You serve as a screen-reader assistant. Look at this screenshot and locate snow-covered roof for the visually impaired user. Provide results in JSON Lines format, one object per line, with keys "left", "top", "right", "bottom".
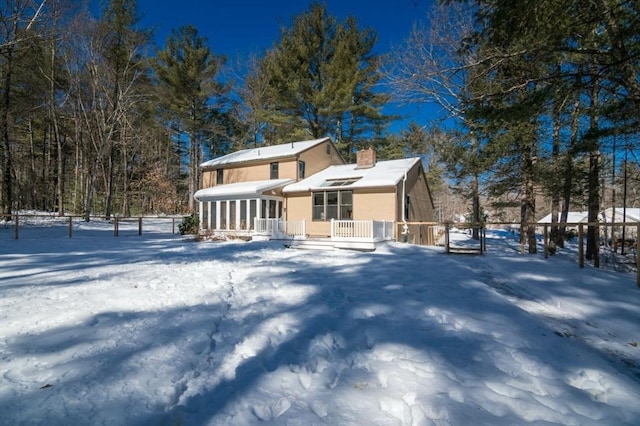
{"left": 194, "top": 179, "right": 293, "bottom": 201}
{"left": 200, "top": 138, "right": 331, "bottom": 168}
{"left": 283, "top": 158, "right": 420, "bottom": 193}
{"left": 601, "top": 207, "right": 640, "bottom": 223}
{"left": 537, "top": 212, "right": 589, "bottom": 223}
{"left": 538, "top": 208, "right": 640, "bottom": 224}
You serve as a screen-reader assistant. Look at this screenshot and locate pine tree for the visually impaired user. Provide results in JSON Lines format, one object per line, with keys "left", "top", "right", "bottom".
{"left": 152, "top": 25, "right": 228, "bottom": 212}
{"left": 445, "top": 0, "right": 640, "bottom": 258}
{"left": 259, "top": 2, "right": 390, "bottom": 159}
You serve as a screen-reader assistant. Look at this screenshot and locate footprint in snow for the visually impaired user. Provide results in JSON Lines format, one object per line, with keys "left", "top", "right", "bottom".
{"left": 310, "top": 400, "right": 328, "bottom": 418}
{"left": 251, "top": 398, "right": 291, "bottom": 421}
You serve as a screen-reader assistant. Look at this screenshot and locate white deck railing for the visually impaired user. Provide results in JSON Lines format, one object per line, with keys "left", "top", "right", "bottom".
{"left": 254, "top": 218, "right": 394, "bottom": 243}
{"left": 331, "top": 219, "right": 394, "bottom": 242}
{"left": 253, "top": 218, "right": 306, "bottom": 238}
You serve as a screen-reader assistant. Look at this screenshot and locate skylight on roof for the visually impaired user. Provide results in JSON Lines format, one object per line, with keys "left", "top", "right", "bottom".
{"left": 320, "top": 177, "right": 361, "bottom": 187}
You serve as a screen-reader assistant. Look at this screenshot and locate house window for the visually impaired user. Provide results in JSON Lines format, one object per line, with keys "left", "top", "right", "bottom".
{"left": 270, "top": 162, "right": 279, "bottom": 179}
{"left": 269, "top": 200, "right": 277, "bottom": 218}
{"left": 326, "top": 144, "right": 330, "bottom": 155}
{"left": 326, "top": 191, "right": 338, "bottom": 220}
{"left": 298, "top": 160, "right": 306, "bottom": 179}
{"left": 340, "top": 191, "right": 353, "bottom": 219}
{"left": 216, "top": 169, "right": 223, "bottom": 185}
{"left": 313, "top": 192, "right": 325, "bottom": 220}
{"left": 312, "top": 190, "right": 353, "bottom": 221}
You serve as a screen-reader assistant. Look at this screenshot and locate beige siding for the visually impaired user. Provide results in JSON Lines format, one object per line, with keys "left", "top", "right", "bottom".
{"left": 201, "top": 159, "right": 298, "bottom": 188}
{"left": 298, "top": 141, "right": 344, "bottom": 177}
{"left": 286, "top": 193, "right": 331, "bottom": 237}
{"left": 200, "top": 141, "right": 344, "bottom": 189}
{"left": 286, "top": 188, "right": 398, "bottom": 237}
{"left": 353, "top": 190, "right": 397, "bottom": 221}
{"left": 202, "top": 171, "right": 214, "bottom": 188}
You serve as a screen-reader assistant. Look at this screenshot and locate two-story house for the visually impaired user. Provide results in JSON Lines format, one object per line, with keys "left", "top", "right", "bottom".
{"left": 194, "top": 137, "right": 435, "bottom": 247}
{"left": 194, "top": 137, "right": 343, "bottom": 233}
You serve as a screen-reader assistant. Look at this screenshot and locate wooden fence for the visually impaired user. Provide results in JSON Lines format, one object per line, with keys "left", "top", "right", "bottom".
{"left": 397, "top": 221, "right": 640, "bottom": 288}
{"left": 6, "top": 215, "right": 638, "bottom": 287}
{"left": 6, "top": 214, "right": 180, "bottom": 239}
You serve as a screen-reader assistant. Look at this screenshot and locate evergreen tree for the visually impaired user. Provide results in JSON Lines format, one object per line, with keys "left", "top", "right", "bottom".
{"left": 152, "top": 25, "right": 228, "bottom": 212}
{"left": 259, "top": 2, "right": 391, "bottom": 160}
{"left": 442, "top": 0, "right": 640, "bottom": 258}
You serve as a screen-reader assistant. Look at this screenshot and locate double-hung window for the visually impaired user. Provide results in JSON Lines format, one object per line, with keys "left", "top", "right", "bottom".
{"left": 216, "top": 169, "right": 223, "bottom": 185}
{"left": 312, "top": 190, "right": 353, "bottom": 221}
{"left": 270, "top": 162, "right": 279, "bottom": 179}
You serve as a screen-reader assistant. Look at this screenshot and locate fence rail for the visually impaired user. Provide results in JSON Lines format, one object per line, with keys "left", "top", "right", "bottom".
{"left": 4, "top": 214, "right": 180, "bottom": 239}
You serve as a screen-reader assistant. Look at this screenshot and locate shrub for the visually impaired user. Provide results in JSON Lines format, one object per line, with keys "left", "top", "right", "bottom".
{"left": 178, "top": 213, "right": 199, "bottom": 235}
{"left": 565, "top": 228, "right": 578, "bottom": 241}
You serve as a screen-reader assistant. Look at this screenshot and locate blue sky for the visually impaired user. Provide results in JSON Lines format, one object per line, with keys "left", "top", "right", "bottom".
{"left": 132, "top": 0, "right": 439, "bottom": 133}
{"left": 137, "top": 0, "right": 433, "bottom": 56}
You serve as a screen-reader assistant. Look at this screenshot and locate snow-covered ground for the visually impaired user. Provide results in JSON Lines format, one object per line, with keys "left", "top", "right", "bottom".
{"left": 1, "top": 218, "right": 639, "bottom": 425}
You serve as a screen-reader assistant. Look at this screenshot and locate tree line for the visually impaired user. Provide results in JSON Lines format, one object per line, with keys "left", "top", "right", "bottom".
{"left": 387, "top": 0, "right": 640, "bottom": 256}
{"left": 1, "top": 0, "right": 639, "bottom": 261}
{"left": 1, "top": 0, "right": 419, "bottom": 220}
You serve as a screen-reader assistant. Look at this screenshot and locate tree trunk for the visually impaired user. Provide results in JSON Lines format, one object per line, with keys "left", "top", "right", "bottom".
{"left": 471, "top": 132, "right": 480, "bottom": 240}
{"left": 1, "top": 48, "right": 14, "bottom": 220}
{"left": 524, "top": 142, "right": 537, "bottom": 254}
{"left": 84, "top": 163, "right": 97, "bottom": 221}
{"left": 472, "top": 171, "right": 480, "bottom": 240}
{"left": 49, "top": 40, "right": 65, "bottom": 216}
{"left": 586, "top": 149, "right": 600, "bottom": 261}
{"left": 550, "top": 90, "right": 563, "bottom": 251}
{"left": 586, "top": 75, "right": 600, "bottom": 262}
{"left": 104, "top": 143, "right": 116, "bottom": 220}
{"left": 559, "top": 99, "right": 581, "bottom": 247}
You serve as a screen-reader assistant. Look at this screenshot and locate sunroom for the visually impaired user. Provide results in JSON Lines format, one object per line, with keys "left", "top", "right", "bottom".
{"left": 194, "top": 179, "right": 292, "bottom": 235}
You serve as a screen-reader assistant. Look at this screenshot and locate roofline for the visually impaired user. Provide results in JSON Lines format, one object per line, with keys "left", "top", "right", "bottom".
{"left": 282, "top": 157, "right": 422, "bottom": 193}
{"left": 200, "top": 137, "right": 332, "bottom": 169}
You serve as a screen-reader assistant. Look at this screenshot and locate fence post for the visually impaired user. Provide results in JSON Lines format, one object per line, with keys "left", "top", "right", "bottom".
{"left": 594, "top": 222, "right": 600, "bottom": 268}
{"left": 138, "top": 217, "right": 143, "bottom": 236}
{"left": 14, "top": 214, "right": 18, "bottom": 240}
{"left": 544, "top": 224, "right": 549, "bottom": 259}
{"left": 445, "top": 222, "right": 450, "bottom": 254}
{"left": 330, "top": 218, "right": 335, "bottom": 239}
{"left": 578, "top": 224, "right": 584, "bottom": 268}
{"left": 172, "top": 217, "right": 175, "bottom": 234}
{"left": 114, "top": 216, "right": 119, "bottom": 237}
{"left": 483, "top": 226, "right": 487, "bottom": 252}
{"left": 68, "top": 216, "right": 73, "bottom": 238}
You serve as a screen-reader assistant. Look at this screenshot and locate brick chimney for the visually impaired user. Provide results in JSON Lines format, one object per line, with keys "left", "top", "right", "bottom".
{"left": 355, "top": 147, "right": 376, "bottom": 169}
